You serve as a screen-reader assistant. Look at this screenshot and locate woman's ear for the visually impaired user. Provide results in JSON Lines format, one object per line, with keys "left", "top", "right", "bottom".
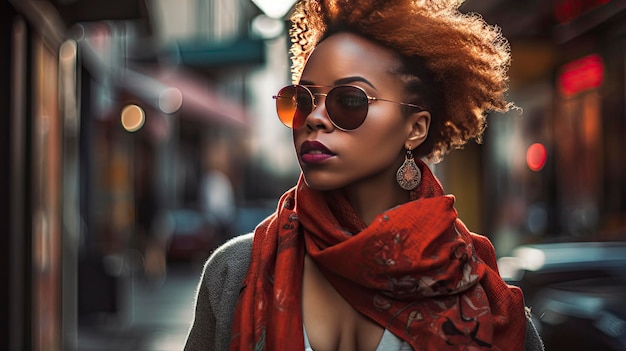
{"left": 405, "top": 110, "right": 431, "bottom": 146}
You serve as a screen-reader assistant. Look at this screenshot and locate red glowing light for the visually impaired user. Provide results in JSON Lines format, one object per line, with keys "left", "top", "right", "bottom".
{"left": 558, "top": 54, "right": 604, "bottom": 97}
{"left": 527, "top": 143, "right": 547, "bottom": 172}
{"left": 555, "top": 0, "right": 612, "bottom": 23}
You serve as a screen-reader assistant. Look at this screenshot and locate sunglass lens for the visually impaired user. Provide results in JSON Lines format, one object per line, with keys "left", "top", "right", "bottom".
{"left": 326, "top": 86, "right": 369, "bottom": 130}
{"left": 275, "top": 85, "right": 312, "bottom": 128}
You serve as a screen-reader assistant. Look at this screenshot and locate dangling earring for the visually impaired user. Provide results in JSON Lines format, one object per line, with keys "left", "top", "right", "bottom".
{"left": 396, "top": 147, "right": 421, "bottom": 190}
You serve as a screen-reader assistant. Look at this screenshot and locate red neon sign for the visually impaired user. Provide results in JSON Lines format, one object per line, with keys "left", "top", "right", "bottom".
{"left": 558, "top": 54, "right": 604, "bottom": 97}
{"left": 554, "top": 0, "right": 611, "bottom": 23}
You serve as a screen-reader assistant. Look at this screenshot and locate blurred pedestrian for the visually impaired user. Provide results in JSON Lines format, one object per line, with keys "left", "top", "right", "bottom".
{"left": 185, "top": 0, "right": 543, "bottom": 350}
{"left": 199, "top": 141, "right": 237, "bottom": 244}
{"left": 199, "top": 168, "right": 236, "bottom": 242}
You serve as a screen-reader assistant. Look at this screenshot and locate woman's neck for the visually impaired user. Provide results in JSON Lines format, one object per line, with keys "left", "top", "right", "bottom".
{"left": 342, "top": 176, "right": 410, "bottom": 226}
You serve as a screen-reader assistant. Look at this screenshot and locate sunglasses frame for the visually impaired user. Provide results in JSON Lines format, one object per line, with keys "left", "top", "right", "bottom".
{"left": 273, "top": 84, "right": 424, "bottom": 131}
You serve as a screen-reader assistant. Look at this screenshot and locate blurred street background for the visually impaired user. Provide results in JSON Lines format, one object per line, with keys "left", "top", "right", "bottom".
{"left": 76, "top": 262, "right": 201, "bottom": 351}
{"left": 1, "top": 0, "right": 626, "bottom": 350}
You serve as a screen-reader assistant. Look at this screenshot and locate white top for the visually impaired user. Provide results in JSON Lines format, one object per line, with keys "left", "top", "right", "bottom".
{"left": 303, "top": 324, "right": 412, "bottom": 351}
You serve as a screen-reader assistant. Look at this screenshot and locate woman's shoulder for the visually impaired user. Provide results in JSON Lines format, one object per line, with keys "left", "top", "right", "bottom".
{"left": 185, "top": 234, "right": 254, "bottom": 351}
{"left": 208, "top": 233, "right": 254, "bottom": 264}
{"left": 201, "top": 233, "right": 254, "bottom": 290}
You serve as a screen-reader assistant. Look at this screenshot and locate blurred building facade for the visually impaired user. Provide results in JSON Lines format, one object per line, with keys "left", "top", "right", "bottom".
{"left": 456, "top": 0, "right": 626, "bottom": 254}
{"left": 1, "top": 0, "right": 292, "bottom": 350}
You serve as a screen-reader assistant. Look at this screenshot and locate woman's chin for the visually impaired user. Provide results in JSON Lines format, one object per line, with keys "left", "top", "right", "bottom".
{"left": 301, "top": 175, "right": 344, "bottom": 192}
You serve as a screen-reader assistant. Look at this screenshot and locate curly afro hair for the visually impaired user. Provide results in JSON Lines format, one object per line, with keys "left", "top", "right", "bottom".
{"left": 289, "top": 0, "right": 513, "bottom": 163}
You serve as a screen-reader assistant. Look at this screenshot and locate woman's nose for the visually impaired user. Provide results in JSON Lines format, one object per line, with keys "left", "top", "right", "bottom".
{"left": 304, "top": 95, "right": 335, "bottom": 131}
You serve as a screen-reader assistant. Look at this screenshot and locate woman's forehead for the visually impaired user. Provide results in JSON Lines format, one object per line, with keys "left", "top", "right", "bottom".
{"left": 301, "top": 32, "right": 401, "bottom": 85}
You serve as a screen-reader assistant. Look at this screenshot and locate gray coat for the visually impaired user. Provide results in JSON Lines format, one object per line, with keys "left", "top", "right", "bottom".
{"left": 184, "top": 233, "right": 545, "bottom": 351}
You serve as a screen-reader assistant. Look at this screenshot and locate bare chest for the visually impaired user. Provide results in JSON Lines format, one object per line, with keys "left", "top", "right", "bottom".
{"left": 302, "top": 255, "right": 384, "bottom": 351}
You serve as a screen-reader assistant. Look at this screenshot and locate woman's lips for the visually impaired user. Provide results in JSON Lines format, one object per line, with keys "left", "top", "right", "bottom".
{"left": 300, "top": 140, "right": 335, "bottom": 163}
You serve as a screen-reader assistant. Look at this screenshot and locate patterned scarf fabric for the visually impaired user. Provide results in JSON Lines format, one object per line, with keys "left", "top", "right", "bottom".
{"left": 230, "top": 160, "right": 526, "bottom": 350}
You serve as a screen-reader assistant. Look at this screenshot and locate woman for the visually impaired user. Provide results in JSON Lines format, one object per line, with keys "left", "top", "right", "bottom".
{"left": 185, "top": 0, "right": 544, "bottom": 350}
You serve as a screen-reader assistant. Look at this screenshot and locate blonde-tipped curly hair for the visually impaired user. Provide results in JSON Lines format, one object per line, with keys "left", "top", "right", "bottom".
{"left": 289, "top": 0, "right": 513, "bottom": 163}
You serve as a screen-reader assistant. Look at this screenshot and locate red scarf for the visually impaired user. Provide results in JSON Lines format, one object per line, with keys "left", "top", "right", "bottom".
{"left": 230, "top": 161, "right": 526, "bottom": 350}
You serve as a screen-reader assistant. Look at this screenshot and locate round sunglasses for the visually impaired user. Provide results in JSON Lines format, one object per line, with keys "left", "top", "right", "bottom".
{"left": 272, "top": 84, "right": 423, "bottom": 131}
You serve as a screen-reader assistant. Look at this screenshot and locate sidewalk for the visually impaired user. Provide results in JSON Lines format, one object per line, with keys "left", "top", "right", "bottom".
{"left": 78, "top": 262, "right": 202, "bottom": 351}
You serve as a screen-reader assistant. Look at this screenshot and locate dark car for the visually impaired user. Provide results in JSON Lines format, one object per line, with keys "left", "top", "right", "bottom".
{"left": 166, "top": 209, "right": 218, "bottom": 262}
{"left": 498, "top": 241, "right": 626, "bottom": 351}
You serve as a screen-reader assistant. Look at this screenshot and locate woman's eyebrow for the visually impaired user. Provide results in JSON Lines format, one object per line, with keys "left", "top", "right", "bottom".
{"left": 334, "top": 76, "right": 375, "bottom": 89}
{"left": 299, "top": 76, "right": 376, "bottom": 89}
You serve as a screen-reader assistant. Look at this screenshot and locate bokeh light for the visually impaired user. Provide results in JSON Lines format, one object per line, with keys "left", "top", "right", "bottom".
{"left": 526, "top": 143, "right": 547, "bottom": 172}
{"left": 121, "top": 104, "right": 145, "bottom": 132}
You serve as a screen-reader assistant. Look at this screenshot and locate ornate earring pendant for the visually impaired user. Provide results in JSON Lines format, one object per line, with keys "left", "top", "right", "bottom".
{"left": 396, "top": 149, "right": 421, "bottom": 190}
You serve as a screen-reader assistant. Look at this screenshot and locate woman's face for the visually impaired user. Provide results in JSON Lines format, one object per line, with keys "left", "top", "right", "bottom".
{"left": 294, "top": 32, "right": 428, "bottom": 191}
